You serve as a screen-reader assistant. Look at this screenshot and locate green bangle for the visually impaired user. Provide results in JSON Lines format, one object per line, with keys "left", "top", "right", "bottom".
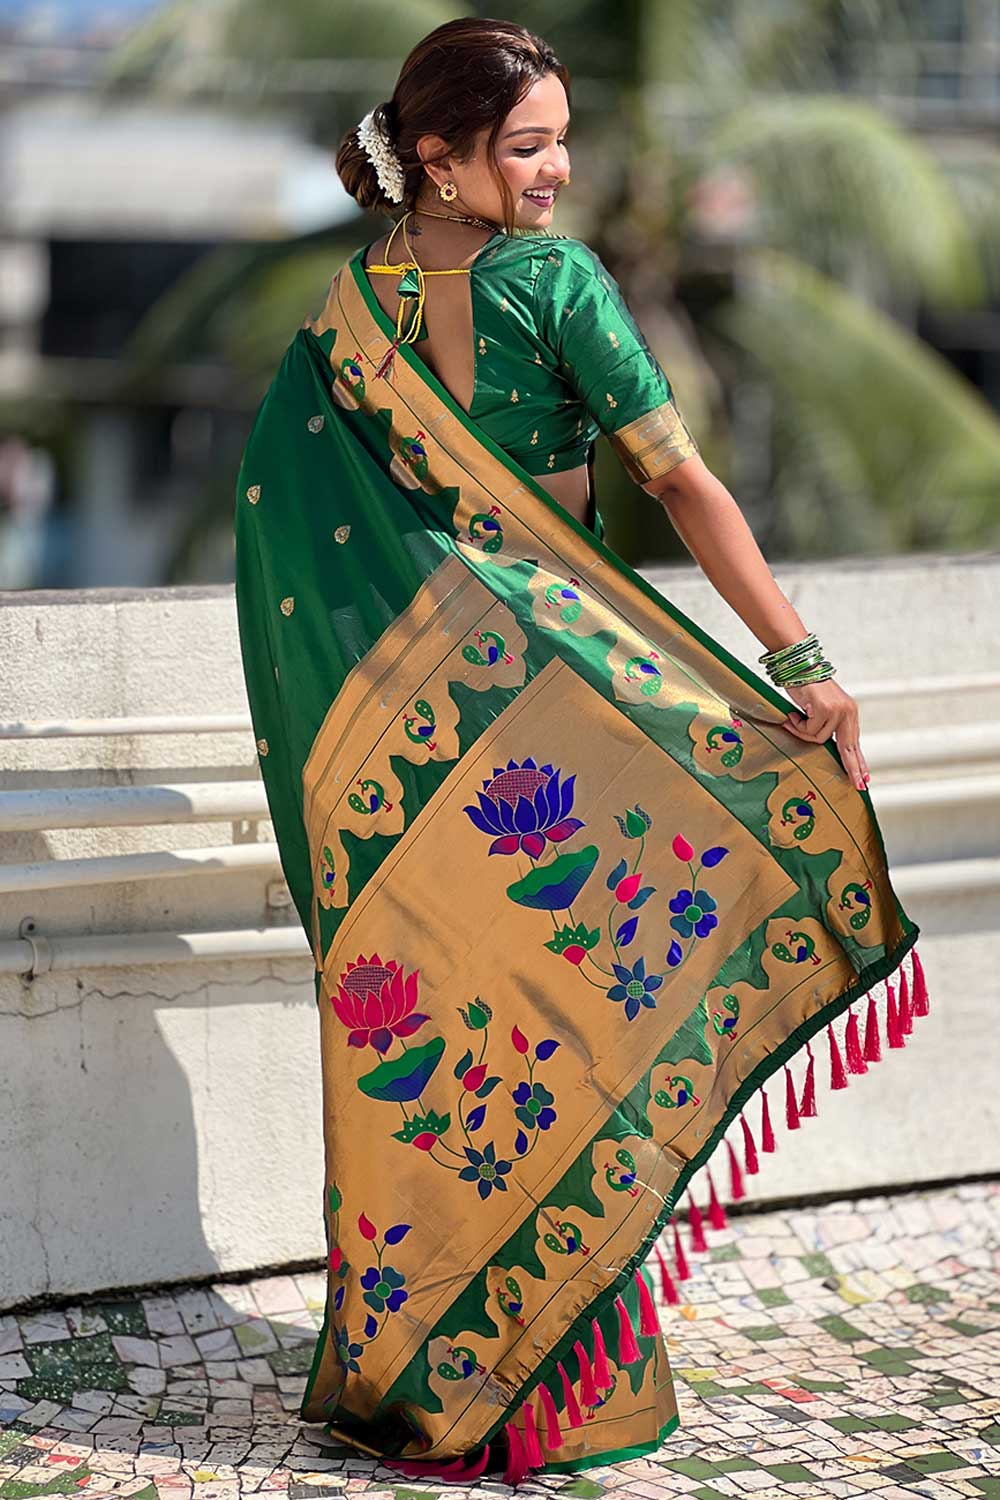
{"left": 759, "top": 632, "right": 819, "bottom": 667}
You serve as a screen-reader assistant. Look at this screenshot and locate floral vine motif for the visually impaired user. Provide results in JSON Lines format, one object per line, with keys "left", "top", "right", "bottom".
{"left": 461, "top": 767, "right": 731, "bottom": 1014}
{"left": 323, "top": 1182, "right": 411, "bottom": 1405}
{"left": 329, "top": 960, "right": 561, "bottom": 1188}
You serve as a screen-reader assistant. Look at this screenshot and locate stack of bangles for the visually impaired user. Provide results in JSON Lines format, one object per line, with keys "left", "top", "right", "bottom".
{"left": 758, "top": 632, "right": 836, "bottom": 688}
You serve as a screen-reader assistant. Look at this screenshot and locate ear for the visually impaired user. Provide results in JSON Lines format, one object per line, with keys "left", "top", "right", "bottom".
{"left": 415, "top": 132, "right": 453, "bottom": 186}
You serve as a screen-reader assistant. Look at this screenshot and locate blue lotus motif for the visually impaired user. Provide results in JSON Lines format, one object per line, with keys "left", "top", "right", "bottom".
{"left": 458, "top": 1141, "right": 513, "bottom": 1199}
{"left": 462, "top": 757, "right": 584, "bottom": 857}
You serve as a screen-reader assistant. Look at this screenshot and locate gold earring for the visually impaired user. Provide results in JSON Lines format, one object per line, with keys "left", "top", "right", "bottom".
{"left": 438, "top": 180, "right": 458, "bottom": 202}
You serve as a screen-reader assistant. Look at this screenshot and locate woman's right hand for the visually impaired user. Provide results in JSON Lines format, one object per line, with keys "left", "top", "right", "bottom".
{"left": 781, "top": 678, "right": 871, "bottom": 793}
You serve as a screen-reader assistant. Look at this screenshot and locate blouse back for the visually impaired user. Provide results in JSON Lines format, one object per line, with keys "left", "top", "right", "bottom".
{"left": 363, "top": 230, "right": 699, "bottom": 487}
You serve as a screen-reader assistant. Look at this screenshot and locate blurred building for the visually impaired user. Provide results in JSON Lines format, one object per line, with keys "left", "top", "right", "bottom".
{"left": 0, "top": 0, "right": 998, "bottom": 587}
{"left": 0, "top": 1, "right": 357, "bottom": 586}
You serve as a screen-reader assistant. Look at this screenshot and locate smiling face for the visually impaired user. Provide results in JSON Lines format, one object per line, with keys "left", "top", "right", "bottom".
{"left": 415, "top": 71, "right": 570, "bottom": 229}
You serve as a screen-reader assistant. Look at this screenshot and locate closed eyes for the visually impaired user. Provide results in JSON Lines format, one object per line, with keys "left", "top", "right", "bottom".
{"left": 514, "top": 138, "right": 569, "bottom": 156}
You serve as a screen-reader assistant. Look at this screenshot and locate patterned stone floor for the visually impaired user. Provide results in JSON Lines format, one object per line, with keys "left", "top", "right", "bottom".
{"left": 1, "top": 1182, "right": 998, "bottom": 1500}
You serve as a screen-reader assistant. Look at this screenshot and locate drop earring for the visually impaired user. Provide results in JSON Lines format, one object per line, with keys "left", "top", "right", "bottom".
{"left": 438, "top": 180, "right": 458, "bottom": 202}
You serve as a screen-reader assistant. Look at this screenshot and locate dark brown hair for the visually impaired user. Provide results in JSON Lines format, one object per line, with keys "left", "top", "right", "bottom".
{"left": 335, "top": 17, "right": 571, "bottom": 235}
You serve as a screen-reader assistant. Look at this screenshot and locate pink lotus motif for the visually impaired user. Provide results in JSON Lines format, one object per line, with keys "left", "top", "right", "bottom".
{"left": 331, "top": 952, "right": 429, "bottom": 1053}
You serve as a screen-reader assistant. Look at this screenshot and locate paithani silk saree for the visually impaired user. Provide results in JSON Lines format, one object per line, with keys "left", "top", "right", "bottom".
{"left": 233, "top": 251, "right": 928, "bottom": 1485}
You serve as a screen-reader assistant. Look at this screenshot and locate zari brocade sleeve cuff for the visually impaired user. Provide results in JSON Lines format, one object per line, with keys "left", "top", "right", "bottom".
{"left": 608, "top": 396, "right": 700, "bottom": 485}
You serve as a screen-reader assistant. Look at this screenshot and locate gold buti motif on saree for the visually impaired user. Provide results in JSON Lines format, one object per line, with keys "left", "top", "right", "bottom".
{"left": 611, "top": 397, "right": 700, "bottom": 485}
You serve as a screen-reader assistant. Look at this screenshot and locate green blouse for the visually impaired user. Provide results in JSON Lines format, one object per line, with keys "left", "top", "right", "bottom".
{"left": 364, "top": 230, "right": 700, "bottom": 496}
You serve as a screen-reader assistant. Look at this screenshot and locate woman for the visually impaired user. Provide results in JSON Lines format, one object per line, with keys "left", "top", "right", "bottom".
{"left": 233, "top": 17, "right": 928, "bottom": 1486}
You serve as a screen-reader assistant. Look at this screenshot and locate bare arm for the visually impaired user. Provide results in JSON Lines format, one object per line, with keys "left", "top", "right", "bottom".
{"left": 642, "top": 456, "right": 871, "bottom": 794}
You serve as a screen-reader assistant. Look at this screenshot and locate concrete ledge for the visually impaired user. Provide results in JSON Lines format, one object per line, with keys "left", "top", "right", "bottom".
{"left": 1, "top": 555, "right": 997, "bottom": 1307}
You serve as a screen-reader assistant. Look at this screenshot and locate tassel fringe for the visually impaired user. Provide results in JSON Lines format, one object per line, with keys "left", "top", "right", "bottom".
{"left": 487, "top": 944, "right": 928, "bottom": 1485}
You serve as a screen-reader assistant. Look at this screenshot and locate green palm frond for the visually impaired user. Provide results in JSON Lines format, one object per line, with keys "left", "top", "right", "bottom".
{"left": 713, "top": 249, "right": 1000, "bottom": 552}
{"left": 705, "top": 95, "right": 984, "bottom": 304}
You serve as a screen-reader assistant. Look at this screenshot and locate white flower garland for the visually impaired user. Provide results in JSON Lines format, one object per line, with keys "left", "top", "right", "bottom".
{"left": 356, "top": 107, "right": 406, "bottom": 204}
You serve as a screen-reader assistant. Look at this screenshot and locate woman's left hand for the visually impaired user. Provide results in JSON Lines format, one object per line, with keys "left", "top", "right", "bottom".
{"left": 780, "top": 678, "right": 871, "bottom": 792}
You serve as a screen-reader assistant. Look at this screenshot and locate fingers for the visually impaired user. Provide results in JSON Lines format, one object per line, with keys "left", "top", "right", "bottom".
{"left": 781, "top": 709, "right": 835, "bottom": 742}
{"left": 782, "top": 707, "right": 870, "bottom": 792}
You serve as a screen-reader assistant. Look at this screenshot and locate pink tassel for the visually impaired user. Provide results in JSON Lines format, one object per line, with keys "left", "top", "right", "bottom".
{"left": 522, "top": 1399, "right": 543, "bottom": 1466}
{"left": 572, "top": 1338, "right": 598, "bottom": 1406}
{"left": 614, "top": 1293, "right": 643, "bottom": 1364}
{"left": 654, "top": 1243, "right": 680, "bottom": 1304}
{"left": 798, "top": 1040, "right": 818, "bottom": 1116}
{"left": 760, "top": 1088, "right": 776, "bottom": 1151}
{"left": 390, "top": 1447, "right": 492, "bottom": 1482}
{"left": 740, "top": 1111, "right": 760, "bottom": 1174}
{"left": 898, "top": 966, "right": 913, "bottom": 1034}
{"left": 726, "top": 1137, "right": 746, "bottom": 1200}
{"left": 828, "top": 1020, "right": 848, "bottom": 1088}
{"left": 373, "top": 339, "right": 400, "bottom": 381}
{"left": 671, "top": 1221, "right": 690, "bottom": 1281}
{"left": 537, "top": 1381, "right": 562, "bottom": 1451}
{"left": 591, "top": 1316, "right": 614, "bottom": 1389}
{"left": 886, "top": 982, "right": 903, "bottom": 1048}
{"left": 706, "top": 1166, "right": 728, "bottom": 1228}
{"left": 784, "top": 1063, "right": 800, "bottom": 1129}
{"left": 863, "top": 993, "right": 882, "bottom": 1062}
{"left": 687, "top": 1191, "right": 708, "bottom": 1251}
{"left": 844, "top": 1005, "right": 867, "bottom": 1073}
{"left": 635, "top": 1266, "right": 660, "bottom": 1334}
{"left": 911, "top": 946, "right": 930, "bottom": 1016}
{"left": 502, "top": 1422, "right": 529, "bottom": 1486}
{"left": 557, "top": 1359, "right": 584, "bottom": 1428}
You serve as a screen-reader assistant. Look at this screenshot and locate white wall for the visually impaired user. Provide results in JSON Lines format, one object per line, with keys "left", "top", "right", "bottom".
{"left": 1, "top": 555, "right": 997, "bottom": 1309}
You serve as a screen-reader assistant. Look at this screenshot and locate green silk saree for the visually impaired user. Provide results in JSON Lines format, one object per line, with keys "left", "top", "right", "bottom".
{"left": 233, "top": 248, "right": 928, "bottom": 1485}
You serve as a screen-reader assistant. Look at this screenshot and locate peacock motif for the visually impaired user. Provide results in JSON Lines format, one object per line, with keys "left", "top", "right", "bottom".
{"left": 711, "top": 993, "right": 740, "bottom": 1039}
{"left": 772, "top": 927, "right": 822, "bottom": 966}
{"left": 389, "top": 431, "right": 429, "bottom": 489}
{"left": 653, "top": 1072, "right": 701, "bottom": 1109}
{"left": 348, "top": 777, "right": 394, "bottom": 817}
{"left": 330, "top": 350, "right": 366, "bottom": 410}
{"left": 402, "top": 698, "right": 437, "bottom": 751}
{"left": 543, "top": 577, "right": 583, "bottom": 625}
{"left": 461, "top": 629, "right": 514, "bottom": 668}
{"left": 705, "top": 718, "right": 745, "bottom": 767}
{"left": 838, "top": 878, "right": 874, "bottom": 929}
{"left": 468, "top": 504, "right": 504, "bottom": 554}
{"left": 496, "top": 1274, "right": 526, "bottom": 1326}
{"left": 780, "top": 790, "right": 817, "bottom": 839}
{"left": 437, "top": 1344, "right": 486, "bottom": 1381}
{"left": 543, "top": 1218, "right": 590, "bottom": 1257}
{"left": 604, "top": 1146, "right": 640, "bottom": 1197}
{"left": 624, "top": 650, "right": 663, "bottom": 697}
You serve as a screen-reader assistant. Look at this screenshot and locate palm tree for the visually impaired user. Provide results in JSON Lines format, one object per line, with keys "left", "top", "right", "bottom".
{"left": 106, "top": 0, "right": 1000, "bottom": 575}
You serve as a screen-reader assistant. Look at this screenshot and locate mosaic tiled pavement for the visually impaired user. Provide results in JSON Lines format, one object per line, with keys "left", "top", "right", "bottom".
{"left": 2, "top": 1182, "right": 999, "bottom": 1500}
